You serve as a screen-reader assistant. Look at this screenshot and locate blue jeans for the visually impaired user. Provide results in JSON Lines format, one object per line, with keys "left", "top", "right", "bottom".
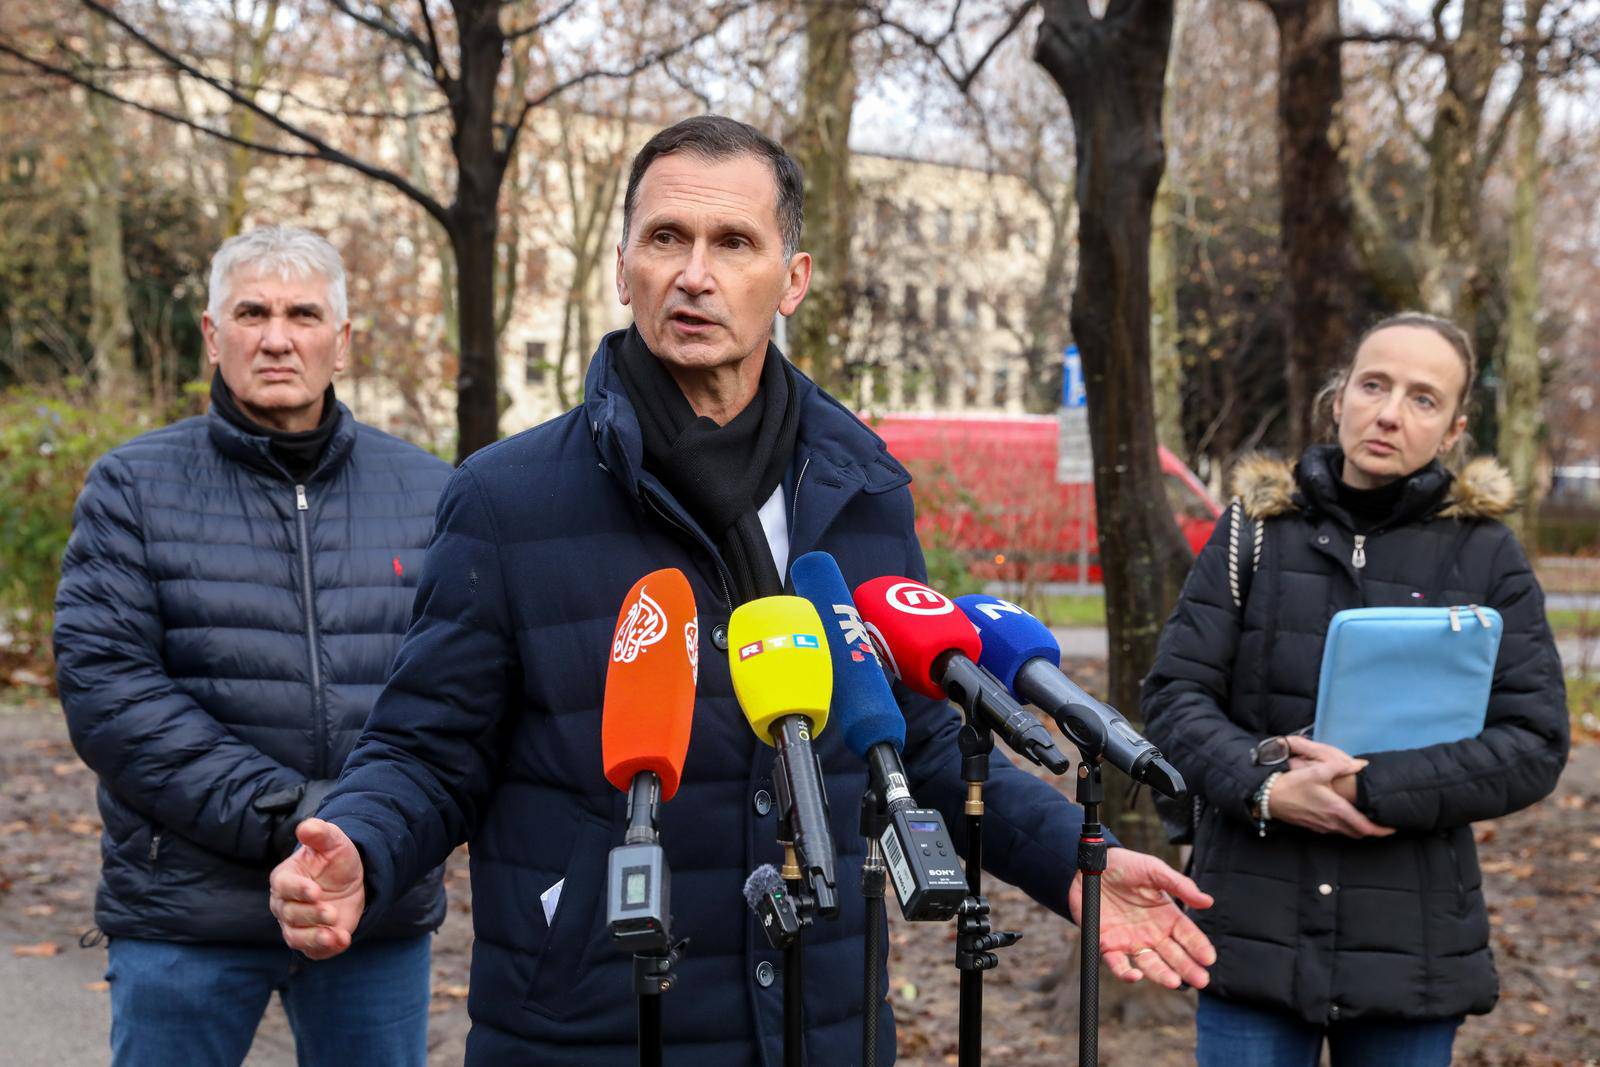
{"left": 106, "top": 935, "right": 430, "bottom": 1067}
{"left": 1196, "top": 992, "right": 1461, "bottom": 1067}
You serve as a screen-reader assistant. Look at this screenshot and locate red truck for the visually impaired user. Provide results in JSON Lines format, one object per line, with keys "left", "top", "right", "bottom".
{"left": 869, "top": 413, "right": 1221, "bottom": 585}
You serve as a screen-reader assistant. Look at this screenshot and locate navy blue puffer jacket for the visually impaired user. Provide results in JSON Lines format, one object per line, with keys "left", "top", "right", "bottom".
{"left": 318, "top": 333, "right": 1087, "bottom": 1065}
{"left": 54, "top": 402, "right": 451, "bottom": 944}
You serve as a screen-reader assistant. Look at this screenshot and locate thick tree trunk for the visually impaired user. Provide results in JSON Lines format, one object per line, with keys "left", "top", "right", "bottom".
{"left": 787, "top": 0, "right": 859, "bottom": 390}
{"left": 1265, "top": 0, "right": 1360, "bottom": 451}
{"left": 1422, "top": 0, "right": 1506, "bottom": 326}
{"left": 1499, "top": 3, "right": 1544, "bottom": 546}
{"left": 1036, "top": 0, "right": 1192, "bottom": 856}
{"left": 449, "top": 2, "right": 510, "bottom": 461}
{"left": 81, "top": 17, "right": 134, "bottom": 399}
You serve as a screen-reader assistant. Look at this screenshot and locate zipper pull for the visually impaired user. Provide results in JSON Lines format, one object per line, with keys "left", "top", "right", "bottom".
{"left": 1351, "top": 534, "right": 1366, "bottom": 570}
{"left": 1471, "top": 605, "right": 1491, "bottom": 628}
{"left": 1449, "top": 606, "right": 1461, "bottom": 632}
{"left": 148, "top": 832, "right": 162, "bottom": 863}
{"left": 295, "top": 484, "right": 308, "bottom": 511}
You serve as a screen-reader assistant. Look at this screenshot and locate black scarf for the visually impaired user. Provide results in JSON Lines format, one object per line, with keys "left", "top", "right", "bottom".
{"left": 211, "top": 372, "right": 339, "bottom": 482}
{"left": 614, "top": 326, "right": 800, "bottom": 604}
{"left": 1294, "top": 444, "right": 1453, "bottom": 534}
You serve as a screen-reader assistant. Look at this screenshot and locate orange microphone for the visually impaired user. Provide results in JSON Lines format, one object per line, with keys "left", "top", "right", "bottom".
{"left": 603, "top": 568, "right": 698, "bottom": 802}
{"left": 602, "top": 568, "right": 697, "bottom": 959}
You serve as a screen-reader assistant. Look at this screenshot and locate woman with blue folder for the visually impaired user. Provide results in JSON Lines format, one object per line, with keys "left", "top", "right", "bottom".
{"left": 1144, "top": 313, "right": 1569, "bottom": 1066}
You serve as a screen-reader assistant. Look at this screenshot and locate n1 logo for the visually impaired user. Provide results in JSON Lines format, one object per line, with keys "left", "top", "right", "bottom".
{"left": 885, "top": 581, "right": 954, "bottom": 616}
{"left": 973, "top": 599, "right": 1025, "bottom": 622}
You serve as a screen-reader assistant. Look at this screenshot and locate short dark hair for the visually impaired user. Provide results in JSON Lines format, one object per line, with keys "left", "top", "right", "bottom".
{"left": 621, "top": 115, "right": 805, "bottom": 259}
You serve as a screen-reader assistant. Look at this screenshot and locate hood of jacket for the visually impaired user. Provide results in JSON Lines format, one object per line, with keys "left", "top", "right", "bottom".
{"left": 1231, "top": 447, "right": 1516, "bottom": 524}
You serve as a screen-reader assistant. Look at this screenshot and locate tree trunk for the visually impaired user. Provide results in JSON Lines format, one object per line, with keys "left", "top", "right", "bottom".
{"left": 786, "top": 0, "right": 860, "bottom": 390}
{"left": 1422, "top": 0, "right": 1506, "bottom": 326}
{"left": 1036, "top": 0, "right": 1192, "bottom": 857}
{"left": 1264, "top": 0, "right": 1360, "bottom": 452}
{"left": 448, "top": 2, "right": 510, "bottom": 461}
{"left": 1499, "top": 2, "right": 1544, "bottom": 546}
{"left": 1148, "top": 0, "right": 1184, "bottom": 456}
{"left": 81, "top": 17, "right": 135, "bottom": 399}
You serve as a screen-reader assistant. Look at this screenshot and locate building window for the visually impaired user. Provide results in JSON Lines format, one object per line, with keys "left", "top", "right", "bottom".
{"left": 934, "top": 286, "right": 950, "bottom": 329}
{"left": 965, "top": 210, "right": 982, "bottom": 246}
{"left": 903, "top": 284, "right": 920, "bottom": 323}
{"left": 964, "top": 290, "right": 981, "bottom": 328}
{"left": 525, "top": 341, "right": 547, "bottom": 385}
{"left": 935, "top": 208, "right": 952, "bottom": 245}
{"left": 994, "top": 294, "right": 1011, "bottom": 330}
{"left": 994, "top": 367, "right": 1010, "bottom": 405}
{"left": 905, "top": 203, "right": 922, "bottom": 244}
{"left": 995, "top": 215, "right": 1013, "bottom": 251}
{"left": 865, "top": 282, "right": 887, "bottom": 319}
{"left": 1021, "top": 219, "right": 1039, "bottom": 253}
{"left": 875, "top": 198, "right": 895, "bottom": 244}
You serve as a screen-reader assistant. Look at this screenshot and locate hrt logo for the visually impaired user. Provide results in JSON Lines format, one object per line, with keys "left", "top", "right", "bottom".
{"left": 885, "top": 581, "right": 954, "bottom": 616}
{"left": 864, "top": 621, "right": 900, "bottom": 680}
{"left": 684, "top": 617, "right": 699, "bottom": 683}
{"left": 612, "top": 587, "right": 667, "bottom": 663}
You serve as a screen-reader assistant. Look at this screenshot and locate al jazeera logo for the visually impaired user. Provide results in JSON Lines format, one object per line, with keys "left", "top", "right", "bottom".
{"left": 612, "top": 586, "right": 667, "bottom": 663}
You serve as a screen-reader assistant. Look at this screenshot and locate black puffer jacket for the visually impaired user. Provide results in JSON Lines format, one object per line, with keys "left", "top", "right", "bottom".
{"left": 1143, "top": 445, "right": 1568, "bottom": 1024}
{"left": 54, "top": 403, "right": 451, "bottom": 944}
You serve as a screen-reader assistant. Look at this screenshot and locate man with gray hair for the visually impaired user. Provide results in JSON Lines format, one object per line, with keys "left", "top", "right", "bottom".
{"left": 54, "top": 225, "right": 450, "bottom": 1066}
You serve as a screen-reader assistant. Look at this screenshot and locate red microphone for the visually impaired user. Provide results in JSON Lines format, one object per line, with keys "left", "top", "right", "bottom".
{"left": 854, "top": 576, "right": 1068, "bottom": 773}
{"left": 603, "top": 568, "right": 698, "bottom": 801}
{"left": 601, "top": 568, "right": 697, "bottom": 956}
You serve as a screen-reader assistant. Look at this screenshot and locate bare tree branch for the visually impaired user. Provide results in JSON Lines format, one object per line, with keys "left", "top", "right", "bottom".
{"left": 505, "top": 0, "right": 583, "bottom": 42}
{"left": 412, "top": 0, "right": 452, "bottom": 85}
{"left": 868, "top": 0, "right": 1040, "bottom": 93}
{"left": 44, "top": 3, "right": 454, "bottom": 227}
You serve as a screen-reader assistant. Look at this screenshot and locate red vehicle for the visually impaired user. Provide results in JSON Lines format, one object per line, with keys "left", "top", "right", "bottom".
{"left": 869, "top": 413, "right": 1221, "bottom": 585}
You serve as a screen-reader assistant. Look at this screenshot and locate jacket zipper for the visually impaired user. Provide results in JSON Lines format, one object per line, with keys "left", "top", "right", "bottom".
{"left": 1351, "top": 534, "right": 1367, "bottom": 570}
{"left": 643, "top": 490, "right": 734, "bottom": 607}
{"left": 295, "top": 484, "right": 328, "bottom": 778}
{"left": 148, "top": 831, "right": 162, "bottom": 866}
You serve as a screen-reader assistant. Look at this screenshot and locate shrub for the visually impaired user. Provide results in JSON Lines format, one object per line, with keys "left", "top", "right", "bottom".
{"left": 0, "top": 382, "right": 158, "bottom": 667}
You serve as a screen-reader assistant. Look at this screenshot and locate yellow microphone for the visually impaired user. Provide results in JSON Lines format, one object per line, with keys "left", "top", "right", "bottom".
{"left": 729, "top": 595, "right": 832, "bottom": 743}
{"left": 728, "top": 595, "right": 838, "bottom": 916}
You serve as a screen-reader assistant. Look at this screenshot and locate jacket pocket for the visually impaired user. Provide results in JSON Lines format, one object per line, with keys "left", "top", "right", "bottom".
{"left": 521, "top": 815, "right": 613, "bottom": 1020}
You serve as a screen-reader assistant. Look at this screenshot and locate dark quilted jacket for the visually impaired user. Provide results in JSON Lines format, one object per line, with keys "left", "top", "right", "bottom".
{"left": 1143, "top": 445, "right": 1569, "bottom": 1024}
{"left": 317, "top": 331, "right": 1088, "bottom": 1065}
{"left": 54, "top": 401, "right": 451, "bottom": 944}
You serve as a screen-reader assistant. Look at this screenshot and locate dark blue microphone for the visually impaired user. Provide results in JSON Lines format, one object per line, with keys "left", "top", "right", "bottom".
{"left": 955, "top": 594, "right": 1186, "bottom": 799}
{"left": 791, "top": 552, "right": 967, "bottom": 921}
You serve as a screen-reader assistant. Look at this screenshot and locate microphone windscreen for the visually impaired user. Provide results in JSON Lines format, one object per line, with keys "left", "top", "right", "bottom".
{"left": 602, "top": 568, "right": 698, "bottom": 801}
{"left": 791, "top": 552, "right": 906, "bottom": 759}
{"left": 852, "top": 576, "right": 981, "bottom": 700}
{"left": 742, "top": 863, "right": 784, "bottom": 912}
{"left": 955, "top": 594, "right": 1061, "bottom": 693}
{"left": 728, "top": 595, "right": 832, "bottom": 744}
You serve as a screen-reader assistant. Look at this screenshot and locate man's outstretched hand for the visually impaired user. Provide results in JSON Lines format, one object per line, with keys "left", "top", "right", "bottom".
{"left": 1070, "top": 848, "right": 1216, "bottom": 989}
{"left": 268, "top": 818, "right": 365, "bottom": 960}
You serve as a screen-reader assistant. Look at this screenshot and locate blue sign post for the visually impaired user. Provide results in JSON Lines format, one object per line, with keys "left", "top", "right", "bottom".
{"left": 1062, "top": 344, "right": 1087, "bottom": 409}
{"left": 1056, "top": 344, "right": 1093, "bottom": 588}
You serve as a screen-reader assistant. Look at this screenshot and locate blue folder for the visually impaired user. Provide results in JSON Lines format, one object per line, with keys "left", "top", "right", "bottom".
{"left": 1312, "top": 605, "right": 1502, "bottom": 755}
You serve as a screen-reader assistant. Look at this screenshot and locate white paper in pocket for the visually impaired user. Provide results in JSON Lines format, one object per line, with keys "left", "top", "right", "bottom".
{"left": 539, "top": 878, "right": 564, "bottom": 926}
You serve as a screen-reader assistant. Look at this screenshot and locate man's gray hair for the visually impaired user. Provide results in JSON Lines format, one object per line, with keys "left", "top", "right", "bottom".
{"left": 207, "top": 225, "right": 349, "bottom": 323}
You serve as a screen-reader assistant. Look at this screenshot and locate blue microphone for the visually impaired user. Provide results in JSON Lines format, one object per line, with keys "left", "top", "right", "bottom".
{"left": 791, "top": 552, "right": 968, "bottom": 921}
{"left": 955, "top": 594, "right": 1186, "bottom": 799}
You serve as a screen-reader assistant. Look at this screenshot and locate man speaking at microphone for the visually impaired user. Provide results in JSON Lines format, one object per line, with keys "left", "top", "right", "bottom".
{"left": 269, "top": 116, "right": 1215, "bottom": 1064}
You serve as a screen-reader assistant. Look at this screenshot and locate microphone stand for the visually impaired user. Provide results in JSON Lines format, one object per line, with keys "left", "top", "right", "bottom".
{"left": 858, "top": 789, "right": 888, "bottom": 1067}
{"left": 1074, "top": 757, "right": 1108, "bottom": 1067}
{"left": 773, "top": 756, "right": 816, "bottom": 1067}
{"left": 950, "top": 721, "right": 1023, "bottom": 1067}
{"left": 608, "top": 772, "right": 687, "bottom": 1067}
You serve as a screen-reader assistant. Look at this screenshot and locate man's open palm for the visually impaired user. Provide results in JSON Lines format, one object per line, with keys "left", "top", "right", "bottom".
{"left": 268, "top": 818, "right": 365, "bottom": 960}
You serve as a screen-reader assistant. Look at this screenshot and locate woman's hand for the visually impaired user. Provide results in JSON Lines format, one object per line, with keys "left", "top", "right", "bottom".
{"left": 1269, "top": 736, "right": 1394, "bottom": 838}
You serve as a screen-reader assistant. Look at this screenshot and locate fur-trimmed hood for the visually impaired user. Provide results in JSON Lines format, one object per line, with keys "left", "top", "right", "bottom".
{"left": 1230, "top": 451, "right": 1516, "bottom": 522}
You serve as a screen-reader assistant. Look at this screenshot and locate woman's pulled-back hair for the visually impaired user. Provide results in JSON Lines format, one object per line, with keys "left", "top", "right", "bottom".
{"left": 1312, "top": 312, "right": 1478, "bottom": 446}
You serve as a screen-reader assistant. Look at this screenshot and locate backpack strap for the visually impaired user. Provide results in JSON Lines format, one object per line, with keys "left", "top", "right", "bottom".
{"left": 1227, "top": 498, "right": 1262, "bottom": 611}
